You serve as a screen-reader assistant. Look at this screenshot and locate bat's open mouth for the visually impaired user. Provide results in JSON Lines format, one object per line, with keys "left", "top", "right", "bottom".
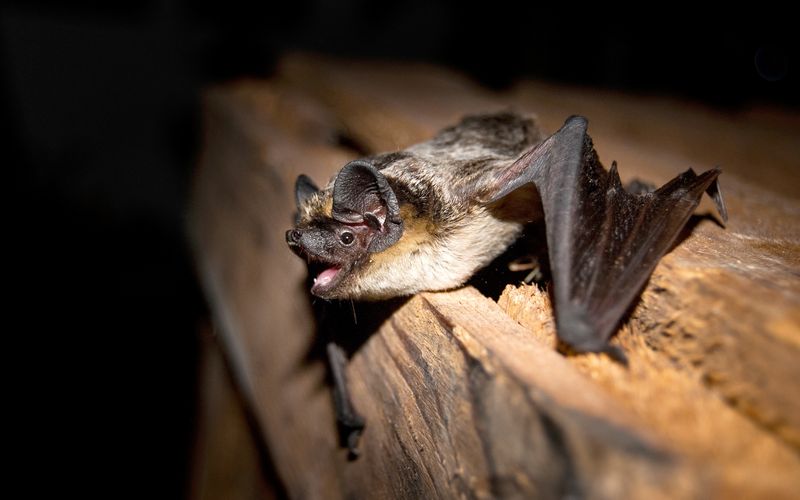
{"left": 286, "top": 234, "right": 347, "bottom": 297}
{"left": 310, "top": 265, "right": 343, "bottom": 296}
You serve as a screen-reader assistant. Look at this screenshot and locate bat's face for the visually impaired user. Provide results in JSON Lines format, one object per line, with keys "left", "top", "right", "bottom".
{"left": 286, "top": 160, "right": 404, "bottom": 299}
{"left": 286, "top": 214, "right": 376, "bottom": 298}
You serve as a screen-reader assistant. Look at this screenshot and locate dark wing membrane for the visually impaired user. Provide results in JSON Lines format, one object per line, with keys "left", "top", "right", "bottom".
{"left": 485, "top": 116, "right": 727, "bottom": 352}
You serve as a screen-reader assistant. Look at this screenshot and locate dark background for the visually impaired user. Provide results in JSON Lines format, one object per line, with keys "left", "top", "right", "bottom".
{"left": 5, "top": 1, "right": 794, "bottom": 497}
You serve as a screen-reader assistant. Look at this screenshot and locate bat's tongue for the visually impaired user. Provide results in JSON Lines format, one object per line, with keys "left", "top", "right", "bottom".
{"left": 313, "top": 267, "right": 341, "bottom": 291}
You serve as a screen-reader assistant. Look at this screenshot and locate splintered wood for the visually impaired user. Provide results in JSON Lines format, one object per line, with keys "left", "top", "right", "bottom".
{"left": 190, "top": 54, "right": 800, "bottom": 499}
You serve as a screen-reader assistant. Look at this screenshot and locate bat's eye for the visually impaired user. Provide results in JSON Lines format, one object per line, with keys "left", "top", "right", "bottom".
{"left": 339, "top": 231, "right": 355, "bottom": 246}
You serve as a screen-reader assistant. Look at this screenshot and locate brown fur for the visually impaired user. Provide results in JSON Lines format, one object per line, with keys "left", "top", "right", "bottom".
{"left": 293, "top": 111, "right": 545, "bottom": 300}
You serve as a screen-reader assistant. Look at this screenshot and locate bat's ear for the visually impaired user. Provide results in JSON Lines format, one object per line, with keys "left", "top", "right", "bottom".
{"left": 295, "top": 175, "right": 319, "bottom": 209}
{"left": 332, "top": 160, "right": 403, "bottom": 252}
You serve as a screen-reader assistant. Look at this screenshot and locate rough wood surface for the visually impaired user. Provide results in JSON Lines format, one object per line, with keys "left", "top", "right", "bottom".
{"left": 189, "top": 53, "right": 800, "bottom": 499}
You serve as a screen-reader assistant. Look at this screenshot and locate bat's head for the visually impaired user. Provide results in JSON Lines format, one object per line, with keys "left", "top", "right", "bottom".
{"left": 286, "top": 160, "right": 404, "bottom": 299}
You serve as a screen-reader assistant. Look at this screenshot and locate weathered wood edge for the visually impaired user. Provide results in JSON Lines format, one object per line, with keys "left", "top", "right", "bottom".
{"left": 342, "top": 287, "right": 699, "bottom": 499}
{"left": 189, "top": 83, "right": 351, "bottom": 497}
{"left": 275, "top": 53, "right": 800, "bottom": 453}
{"left": 189, "top": 57, "right": 800, "bottom": 499}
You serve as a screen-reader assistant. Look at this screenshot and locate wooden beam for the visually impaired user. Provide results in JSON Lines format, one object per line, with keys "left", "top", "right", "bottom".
{"left": 189, "top": 54, "right": 800, "bottom": 498}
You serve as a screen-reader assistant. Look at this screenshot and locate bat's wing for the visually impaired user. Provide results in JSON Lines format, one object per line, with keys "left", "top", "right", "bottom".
{"left": 484, "top": 116, "right": 727, "bottom": 353}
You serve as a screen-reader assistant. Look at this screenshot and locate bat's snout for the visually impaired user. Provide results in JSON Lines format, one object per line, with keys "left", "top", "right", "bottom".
{"left": 286, "top": 227, "right": 328, "bottom": 257}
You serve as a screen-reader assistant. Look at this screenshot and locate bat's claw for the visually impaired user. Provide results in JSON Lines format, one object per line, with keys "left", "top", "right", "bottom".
{"left": 340, "top": 417, "right": 365, "bottom": 460}
{"left": 346, "top": 427, "right": 364, "bottom": 460}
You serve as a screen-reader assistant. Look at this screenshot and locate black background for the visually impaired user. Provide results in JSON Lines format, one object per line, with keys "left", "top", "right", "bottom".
{"left": 6, "top": 1, "right": 795, "bottom": 497}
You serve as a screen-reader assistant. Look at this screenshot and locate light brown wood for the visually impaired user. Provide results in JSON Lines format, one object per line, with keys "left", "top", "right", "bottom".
{"left": 344, "top": 287, "right": 703, "bottom": 499}
{"left": 189, "top": 54, "right": 800, "bottom": 499}
{"left": 191, "top": 326, "right": 279, "bottom": 500}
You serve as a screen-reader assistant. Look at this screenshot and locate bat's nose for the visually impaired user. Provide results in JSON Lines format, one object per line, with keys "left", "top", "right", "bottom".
{"left": 286, "top": 229, "right": 302, "bottom": 244}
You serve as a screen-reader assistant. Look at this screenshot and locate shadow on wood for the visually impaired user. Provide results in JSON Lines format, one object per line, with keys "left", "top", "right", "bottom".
{"left": 189, "top": 54, "right": 800, "bottom": 499}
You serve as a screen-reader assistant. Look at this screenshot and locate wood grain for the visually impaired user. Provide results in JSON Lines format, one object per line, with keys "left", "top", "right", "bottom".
{"left": 190, "top": 54, "right": 800, "bottom": 499}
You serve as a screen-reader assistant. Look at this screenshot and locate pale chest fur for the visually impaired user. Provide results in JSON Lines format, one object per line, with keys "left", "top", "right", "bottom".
{"left": 347, "top": 208, "right": 524, "bottom": 300}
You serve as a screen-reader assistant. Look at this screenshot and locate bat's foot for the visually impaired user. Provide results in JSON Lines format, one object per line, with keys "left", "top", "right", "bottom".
{"left": 507, "top": 255, "right": 543, "bottom": 284}
{"left": 338, "top": 415, "right": 366, "bottom": 460}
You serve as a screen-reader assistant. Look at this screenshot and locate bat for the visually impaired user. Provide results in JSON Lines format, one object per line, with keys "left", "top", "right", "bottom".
{"left": 286, "top": 112, "right": 727, "bottom": 454}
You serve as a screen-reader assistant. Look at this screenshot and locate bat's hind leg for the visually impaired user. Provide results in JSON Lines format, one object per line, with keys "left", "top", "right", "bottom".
{"left": 327, "top": 341, "right": 365, "bottom": 459}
